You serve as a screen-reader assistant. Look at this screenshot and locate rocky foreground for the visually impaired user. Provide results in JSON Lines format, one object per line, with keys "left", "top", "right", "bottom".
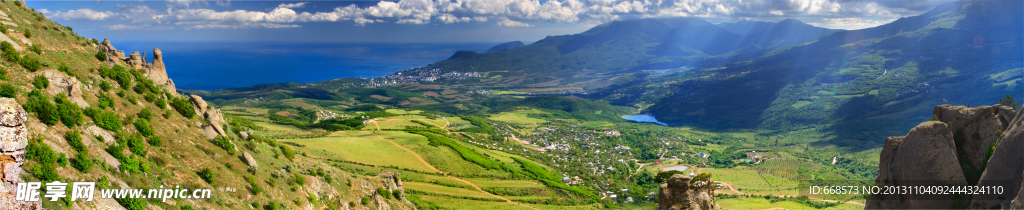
{"left": 867, "top": 104, "right": 1024, "bottom": 209}
{"left": 657, "top": 174, "right": 718, "bottom": 210}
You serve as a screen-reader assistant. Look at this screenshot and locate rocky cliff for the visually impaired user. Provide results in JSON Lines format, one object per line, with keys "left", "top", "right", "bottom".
{"left": 867, "top": 104, "right": 1023, "bottom": 209}
{"left": 0, "top": 98, "right": 38, "bottom": 209}
{"left": 657, "top": 174, "right": 718, "bottom": 210}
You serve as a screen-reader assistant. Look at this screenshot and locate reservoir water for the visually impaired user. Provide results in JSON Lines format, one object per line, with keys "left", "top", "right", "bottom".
{"left": 621, "top": 114, "right": 668, "bottom": 126}
{"left": 663, "top": 166, "right": 689, "bottom": 172}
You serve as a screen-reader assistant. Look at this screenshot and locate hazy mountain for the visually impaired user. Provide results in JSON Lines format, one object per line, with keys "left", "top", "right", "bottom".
{"left": 717, "top": 19, "right": 843, "bottom": 49}
{"left": 645, "top": 0, "right": 1022, "bottom": 147}
{"left": 486, "top": 41, "right": 525, "bottom": 53}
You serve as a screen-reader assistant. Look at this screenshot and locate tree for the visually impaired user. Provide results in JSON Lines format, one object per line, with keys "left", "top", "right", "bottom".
{"left": 32, "top": 75, "right": 48, "bottom": 89}
{"left": 95, "top": 51, "right": 107, "bottom": 61}
{"left": 1000, "top": 94, "right": 1019, "bottom": 109}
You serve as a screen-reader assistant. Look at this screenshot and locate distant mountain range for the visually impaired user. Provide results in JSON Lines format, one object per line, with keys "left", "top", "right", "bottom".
{"left": 428, "top": 0, "right": 1022, "bottom": 147}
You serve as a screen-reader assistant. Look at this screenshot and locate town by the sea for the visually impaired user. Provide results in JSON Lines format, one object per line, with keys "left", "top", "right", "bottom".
{"left": 116, "top": 42, "right": 499, "bottom": 90}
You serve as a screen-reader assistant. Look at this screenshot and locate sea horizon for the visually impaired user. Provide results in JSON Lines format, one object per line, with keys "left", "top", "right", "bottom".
{"left": 114, "top": 41, "right": 501, "bottom": 91}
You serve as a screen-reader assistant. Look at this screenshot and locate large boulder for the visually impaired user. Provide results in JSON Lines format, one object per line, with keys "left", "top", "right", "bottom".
{"left": 241, "top": 152, "right": 257, "bottom": 168}
{"left": 190, "top": 95, "right": 209, "bottom": 117}
{"left": 971, "top": 105, "right": 1024, "bottom": 209}
{"left": 657, "top": 174, "right": 717, "bottom": 210}
{"left": 379, "top": 171, "right": 412, "bottom": 206}
{"left": 866, "top": 121, "right": 968, "bottom": 209}
{"left": 0, "top": 98, "right": 39, "bottom": 209}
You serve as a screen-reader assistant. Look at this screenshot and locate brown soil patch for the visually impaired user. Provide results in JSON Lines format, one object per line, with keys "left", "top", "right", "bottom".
{"left": 422, "top": 91, "right": 441, "bottom": 97}
{"left": 275, "top": 111, "right": 300, "bottom": 119}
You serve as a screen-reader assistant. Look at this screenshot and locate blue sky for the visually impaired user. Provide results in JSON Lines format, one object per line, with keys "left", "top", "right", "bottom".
{"left": 30, "top": 0, "right": 960, "bottom": 43}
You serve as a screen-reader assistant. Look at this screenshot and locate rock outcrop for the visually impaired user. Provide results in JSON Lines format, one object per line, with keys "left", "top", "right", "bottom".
{"left": 42, "top": 69, "right": 88, "bottom": 107}
{"left": 241, "top": 152, "right": 257, "bottom": 168}
{"left": 0, "top": 98, "right": 39, "bottom": 209}
{"left": 867, "top": 121, "right": 968, "bottom": 209}
{"left": 867, "top": 104, "right": 1024, "bottom": 209}
{"left": 144, "top": 48, "right": 173, "bottom": 93}
{"left": 657, "top": 174, "right": 717, "bottom": 210}
{"left": 971, "top": 104, "right": 1024, "bottom": 209}
{"left": 125, "top": 51, "right": 144, "bottom": 69}
{"left": 97, "top": 38, "right": 125, "bottom": 62}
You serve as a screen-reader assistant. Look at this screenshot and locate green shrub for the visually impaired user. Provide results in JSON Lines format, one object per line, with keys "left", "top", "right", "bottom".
{"left": 138, "top": 108, "right": 153, "bottom": 120}
{"left": 24, "top": 30, "right": 31, "bottom": 38}
{"left": 96, "top": 93, "right": 114, "bottom": 109}
{"left": 126, "top": 134, "right": 146, "bottom": 156}
{"left": 0, "top": 66, "right": 6, "bottom": 80}
{"left": 147, "top": 136, "right": 162, "bottom": 147}
{"left": 212, "top": 136, "right": 236, "bottom": 155}
{"left": 1, "top": 41, "right": 19, "bottom": 62}
{"left": 56, "top": 96, "right": 83, "bottom": 127}
{"left": 99, "top": 80, "right": 111, "bottom": 91}
{"left": 65, "top": 130, "right": 85, "bottom": 153}
{"left": 71, "top": 150, "right": 93, "bottom": 173}
{"left": 377, "top": 187, "right": 391, "bottom": 199}
{"left": 198, "top": 168, "right": 216, "bottom": 184}
{"left": 155, "top": 97, "right": 167, "bottom": 109}
{"left": 116, "top": 197, "right": 145, "bottom": 210}
{"left": 279, "top": 144, "right": 295, "bottom": 160}
{"left": 361, "top": 196, "right": 371, "bottom": 205}
{"left": 20, "top": 55, "right": 41, "bottom": 72}
{"left": 26, "top": 136, "right": 60, "bottom": 182}
{"left": 0, "top": 25, "right": 6, "bottom": 34}
{"left": 26, "top": 91, "right": 59, "bottom": 126}
{"left": 85, "top": 108, "right": 122, "bottom": 131}
{"left": 0, "top": 83, "right": 16, "bottom": 97}
{"left": 134, "top": 118, "right": 154, "bottom": 137}
{"left": 144, "top": 92, "right": 156, "bottom": 102}
{"left": 56, "top": 153, "right": 68, "bottom": 167}
{"left": 95, "top": 51, "right": 107, "bottom": 61}
{"left": 29, "top": 44, "right": 41, "bottom": 54}
{"left": 31, "top": 75, "right": 48, "bottom": 89}
{"left": 124, "top": 92, "right": 137, "bottom": 104}
{"left": 171, "top": 96, "right": 195, "bottom": 118}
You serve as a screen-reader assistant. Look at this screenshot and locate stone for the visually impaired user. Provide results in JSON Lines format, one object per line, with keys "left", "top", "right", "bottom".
{"left": 201, "top": 124, "right": 218, "bottom": 140}
{"left": 242, "top": 152, "right": 257, "bottom": 168}
{"left": 658, "top": 174, "right": 717, "bottom": 210}
{"left": 239, "top": 131, "right": 249, "bottom": 140}
{"left": 97, "top": 38, "right": 125, "bottom": 62}
{"left": 0, "top": 98, "right": 38, "bottom": 209}
{"left": 190, "top": 95, "right": 209, "bottom": 117}
{"left": 971, "top": 104, "right": 1024, "bottom": 209}
{"left": 125, "top": 51, "right": 144, "bottom": 68}
{"left": 931, "top": 105, "right": 1008, "bottom": 175}
{"left": 145, "top": 48, "right": 170, "bottom": 87}
{"left": 866, "top": 121, "right": 968, "bottom": 209}
{"left": 42, "top": 70, "right": 88, "bottom": 107}
{"left": 0, "top": 32, "right": 21, "bottom": 52}
{"left": 378, "top": 171, "right": 410, "bottom": 206}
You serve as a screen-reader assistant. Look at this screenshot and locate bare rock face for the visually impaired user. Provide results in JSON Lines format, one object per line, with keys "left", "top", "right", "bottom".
{"left": 971, "top": 105, "right": 1024, "bottom": 209}
{"left": 238, "top": 131, "right": 249, "bottom": 140}
{"left": 97, "top": 38, "right": 125, "bottom": 62}
{"left": 657, "top": 174, "right": 717, "bottom": 210}
{"left": 932, "top": 105, "right": 1015, "bottom": 175}
{"left": 0, "top": 98, "right": 39, "bottom": 209}
{"left": 867, "top": 121, "right": 968, "bottom": 209}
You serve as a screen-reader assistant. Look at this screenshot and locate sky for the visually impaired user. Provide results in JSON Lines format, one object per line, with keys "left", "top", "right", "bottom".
{"left": 29, "top": 0, "right": 963, "bottom": 43}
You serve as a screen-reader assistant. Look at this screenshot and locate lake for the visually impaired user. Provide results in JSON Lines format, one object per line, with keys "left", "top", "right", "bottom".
{"left": 663, "top": 165, "right": 689, "bottom": 172}
{"left": 621, "top": 114, "right": 668, "bottom": 126}
{"left": 115, "top": 42, "right": 498, "bottom": 90}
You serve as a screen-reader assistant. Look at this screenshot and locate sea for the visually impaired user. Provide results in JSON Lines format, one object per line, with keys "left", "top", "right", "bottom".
{"left": 115, "top": 42, "right": 498, "bottom": 90}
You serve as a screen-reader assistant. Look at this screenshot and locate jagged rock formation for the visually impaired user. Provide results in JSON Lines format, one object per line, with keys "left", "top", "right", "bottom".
{"left": 96, "top": 40, "right": 177, "bottom": 95}
{"left": 0, "top": 98, "right": 39, "bottom": 209}
{"left": 657, "top": 174, "right": 717, "bottom": 210}
{"left": 97, "top": 38, "right": 125, "bottom": 62}
{"left": 867, "top": 104, "right": 1023, "bottom": 209}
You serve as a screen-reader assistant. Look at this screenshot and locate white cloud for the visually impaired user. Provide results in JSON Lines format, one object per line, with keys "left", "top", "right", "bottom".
{"left": 497, "top": 19, "right": 531, "bottom": 27}
{"left": 47, "top": 8, "right": 116, "bottom": 21}
{"left": 45, "top": 0, "right": 952, "bottom": 30}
